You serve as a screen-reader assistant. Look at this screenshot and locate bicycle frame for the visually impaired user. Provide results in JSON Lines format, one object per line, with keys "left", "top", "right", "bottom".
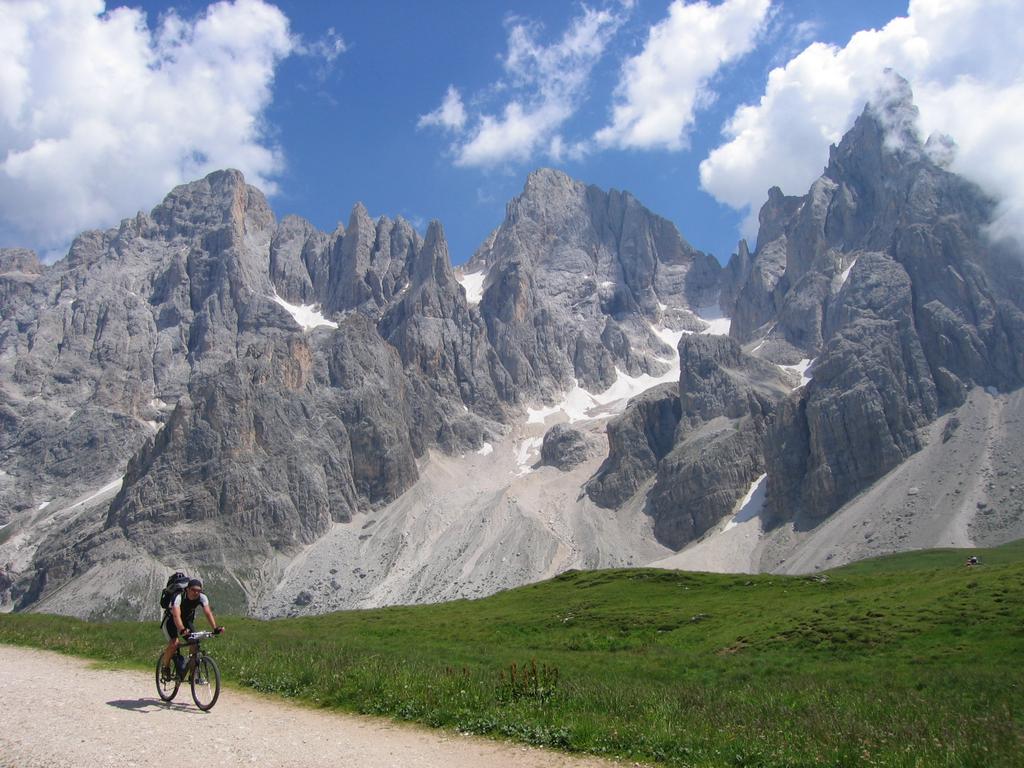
{"left": 157, "top": 629, "right": 222, "bottom": 710}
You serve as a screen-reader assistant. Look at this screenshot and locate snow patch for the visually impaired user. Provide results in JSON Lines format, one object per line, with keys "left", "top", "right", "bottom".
{"left": 779, "top": 358, "right": 814, "bottom": 389}
{"left": 526, "top": 403, "right": 562, "bottom": 425}
{"left": 514, "top": 438, "right": 543, "bottom": 475}
{"left": 67, "top": 477, "right": 124, "bottom": 511}
{"left": 696, "top": 304, "right": 731, "bottom": 336}
{"left": 724, "top": 474, "right": 768, "bottom": 532}
{"left": 838, "top": 257, "right": 858, "bottom": 288}
{"left": 750, "top": 323, "right": 776, "bottom": 354}
{"left": 651, "top": 324, "right": 685, "bottom": 354}
{"left": 457, "top": 270, "right": 487, "bottom": 306}
{"left": 527, "top": 363, "right": 682, "bottom": 426}
{"left": 150, "top": 398, "right": 171, "bottom": 411}
{"left": 523, "top": 304, "right": 732, "bottom": 428}
{"left": 477, "top": 442, "right": 494, "bottom": 456}
{"left": 596, "top": 366, "right": 678, "bottom": 405}
{"left": 37, "top": 501, "right": 49, "bottom": 511}
{"left": 527, "top": 319, "right": 690, "bottom": 426}
{"left": 271, "top": 293, "right": 338, "bottom": 331}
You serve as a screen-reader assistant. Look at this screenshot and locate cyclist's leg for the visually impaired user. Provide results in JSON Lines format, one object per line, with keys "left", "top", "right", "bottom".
{"left": 159, "top": 615, "right": 179, "bottom": 669}
{"left": 177, "top": 620, "right": 196, "bottom": 677}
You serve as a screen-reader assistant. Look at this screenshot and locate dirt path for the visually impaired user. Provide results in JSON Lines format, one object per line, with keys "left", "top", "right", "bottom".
{"left": 0, "top": 645, "right": 623, "bottom": 768}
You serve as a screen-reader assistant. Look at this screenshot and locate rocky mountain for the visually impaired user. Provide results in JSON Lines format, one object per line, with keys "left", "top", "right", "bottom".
{"left": 733, "top": 76, "right": 1024, "bottom": 529}
{"left": 0, "top": 164, "right": 718, "bottom": 617}
{"left": 1, "top": 79, "right": 1021, "bottom": 620}
{"left": 610, "top": 76, "right": 1019, "bottom": 561}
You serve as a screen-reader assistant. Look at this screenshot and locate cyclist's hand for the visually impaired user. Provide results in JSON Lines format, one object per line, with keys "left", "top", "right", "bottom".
{"left": 180, "top": 628, "right": 191, "bottom": 638}
{"left": 214, "top": 626, "right": 224, "bottom": 635}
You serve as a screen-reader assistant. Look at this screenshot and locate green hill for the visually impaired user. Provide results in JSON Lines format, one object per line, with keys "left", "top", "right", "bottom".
{"left": 3, "top": 542, "right": 1023, "bottom": 767}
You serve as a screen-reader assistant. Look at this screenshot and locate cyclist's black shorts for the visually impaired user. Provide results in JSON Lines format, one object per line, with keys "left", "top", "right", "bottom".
{"left": 161, "top": 613, "right": 194, "bottom": 642}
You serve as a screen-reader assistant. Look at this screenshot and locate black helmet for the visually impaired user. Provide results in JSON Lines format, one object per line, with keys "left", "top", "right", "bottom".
{"left": 187, "top": 578, "right": 203, "bottom": 589}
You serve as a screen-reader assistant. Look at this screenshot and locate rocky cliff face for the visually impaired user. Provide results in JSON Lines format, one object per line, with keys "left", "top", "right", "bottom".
{"left": 587, "top": 334, "right": 791, "bottom": 546}
{"left": 726, "top": 76, "right": 1024, "bottom": 527}
{"left": 0, "top": 169, "right": 509, "bottom": 614}
{"left": 467, "top": 168, "right": 720, "bottom": 397}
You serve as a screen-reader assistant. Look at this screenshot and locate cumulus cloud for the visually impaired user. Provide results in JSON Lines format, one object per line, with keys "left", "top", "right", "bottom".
{"left": 699, "top": 0, "right": 1024, "bottom": 243}
{"left": 421, "top": 4, "right": 627, "bottom": 168}
{"left": 417, "top": 86, "right": 467, "bottom": 132}
{"left": 595, "top": 0, "right": 770, "bottom": 150}
{"left": 0, "top": 0, "right": 296, "bottom": 256}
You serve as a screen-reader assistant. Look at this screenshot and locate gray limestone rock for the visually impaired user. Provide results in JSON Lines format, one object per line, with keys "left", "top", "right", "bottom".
{"left": 644, "top": 334, "right": 789, "bottom": 548}
{"left": 0, "top": 169, "right": 479, "bottom": 613}
{"left": 677, "top": 334, "right": 791, "bottom": 425}
{"left": 468, "top": 168, "right": 720, "bottom": 398}
{"left": 648, "top": 416, "right": 768, "bottom": 549}
{"left": 269, "top": 215, "right": 324, "bottom": 304}
{"left": 767, "top": 253, "right": 939, "bottom": 522}
{"left": 718, "top": 239, "right": 752, "bottom": 318}
{"left": 586, "top": 383, "right": 681, "bottom": 508}
{"left": 0, "top": 248, "right": 42, "bottom": 275}
{"left": 540, "top": 424, "right": 597, "bottom": 471}
{"left": 378, "top": 221, "right": 511, "bottom": 436}
{"left": 746, "top": 77, "right": 1024, "bottom": 526}
{"left": 323, "top": 205, "right": 421, "bottom": 316}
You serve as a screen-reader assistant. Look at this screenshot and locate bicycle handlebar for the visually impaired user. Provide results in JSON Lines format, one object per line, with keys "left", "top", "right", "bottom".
{"left": 181, "top": 628, "right": 223, "bottom": 642}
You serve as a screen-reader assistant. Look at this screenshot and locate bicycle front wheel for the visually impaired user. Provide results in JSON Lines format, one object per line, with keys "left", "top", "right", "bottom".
{"left": 155, "top": 655, "right": 180, "bottom": 702}
{"left": 190, "top": 654, "right": 221, "bottom": 711}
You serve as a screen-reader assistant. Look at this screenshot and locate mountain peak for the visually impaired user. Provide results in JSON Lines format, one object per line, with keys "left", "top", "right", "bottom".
{"left": 411, "top": 220, "right": 454, "bottom": 286}
{"left": 867, "top": 69, "right": 924, "bottom": 155}
{"left": 151, "top": 168, "right": 274, "bottom": 241}
{"left": 521, "top": 167, "right": 581, "bottom": 199}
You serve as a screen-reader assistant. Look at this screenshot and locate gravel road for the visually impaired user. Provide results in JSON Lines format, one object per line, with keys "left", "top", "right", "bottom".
{"left": 0, "top": 645, "right": 622, "bottom": 768}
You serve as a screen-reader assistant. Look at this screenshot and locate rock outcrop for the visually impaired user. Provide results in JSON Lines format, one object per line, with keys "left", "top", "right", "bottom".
{"left": 646, "top": 335, "right": 791, "bottom": 547}
{"left": 585, "top": 384, "right": 681, "bottom": 508}
{"left": 539, "top": 424, "right": 597, "bottom": 471}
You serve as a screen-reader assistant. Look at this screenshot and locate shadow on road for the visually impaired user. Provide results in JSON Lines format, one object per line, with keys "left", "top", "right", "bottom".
{"left": 106, "top": 698, "right": 203, "bottom": 714}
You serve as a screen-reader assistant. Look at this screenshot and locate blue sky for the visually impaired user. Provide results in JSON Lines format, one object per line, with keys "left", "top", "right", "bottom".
{"left": 2, "top": 1, "right": 1022, "bottom": 265}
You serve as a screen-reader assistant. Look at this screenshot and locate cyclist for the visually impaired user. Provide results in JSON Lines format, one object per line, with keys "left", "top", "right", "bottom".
{"left": 160, "top": 578, "right": 224, "bottom": 680}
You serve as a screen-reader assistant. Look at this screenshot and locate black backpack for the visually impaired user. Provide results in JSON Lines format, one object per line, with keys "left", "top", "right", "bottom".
{"left": 160, "top": 571, "right": 190, "bottom": 610}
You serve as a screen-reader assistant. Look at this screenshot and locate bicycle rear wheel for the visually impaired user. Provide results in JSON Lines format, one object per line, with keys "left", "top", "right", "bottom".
{"left": 155, "top": 655, "right": 180, "bottom": 702}
{"left": 191, "top": 654, "right": 221, "bottom": 711}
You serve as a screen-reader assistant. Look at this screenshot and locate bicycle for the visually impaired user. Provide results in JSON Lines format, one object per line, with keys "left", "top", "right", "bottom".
{"left": 156, "top": 628, "right": 223, "bottom": 711}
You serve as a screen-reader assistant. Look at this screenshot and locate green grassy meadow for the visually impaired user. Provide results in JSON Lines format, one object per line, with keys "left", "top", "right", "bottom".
{"left": 2, "top": 542, "right": 1023, "bottom": 767}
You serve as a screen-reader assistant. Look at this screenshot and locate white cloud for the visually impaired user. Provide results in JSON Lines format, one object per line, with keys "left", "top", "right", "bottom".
{"left": 699, "top": 0, "right": 1024, "bottom": 243}
{"left": 0, "top": 0, "right": 296, "bottom": 255}
{"left": 548, "top": 134, "right": 591, "bottom": 164}
{"left": 423, "top": 5, "right": 627, "bottom": 168}
{"left": 298, "top": 27, "right": 347, "bottom": 63}
{"left": 595, "top": 0, "right": 771, "bottom": 150}
{"left": 458, "top": 101, "right": 570, "bottom": 167}
{"left": 417, "top": 85, "right": 467, "bottom": 132}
